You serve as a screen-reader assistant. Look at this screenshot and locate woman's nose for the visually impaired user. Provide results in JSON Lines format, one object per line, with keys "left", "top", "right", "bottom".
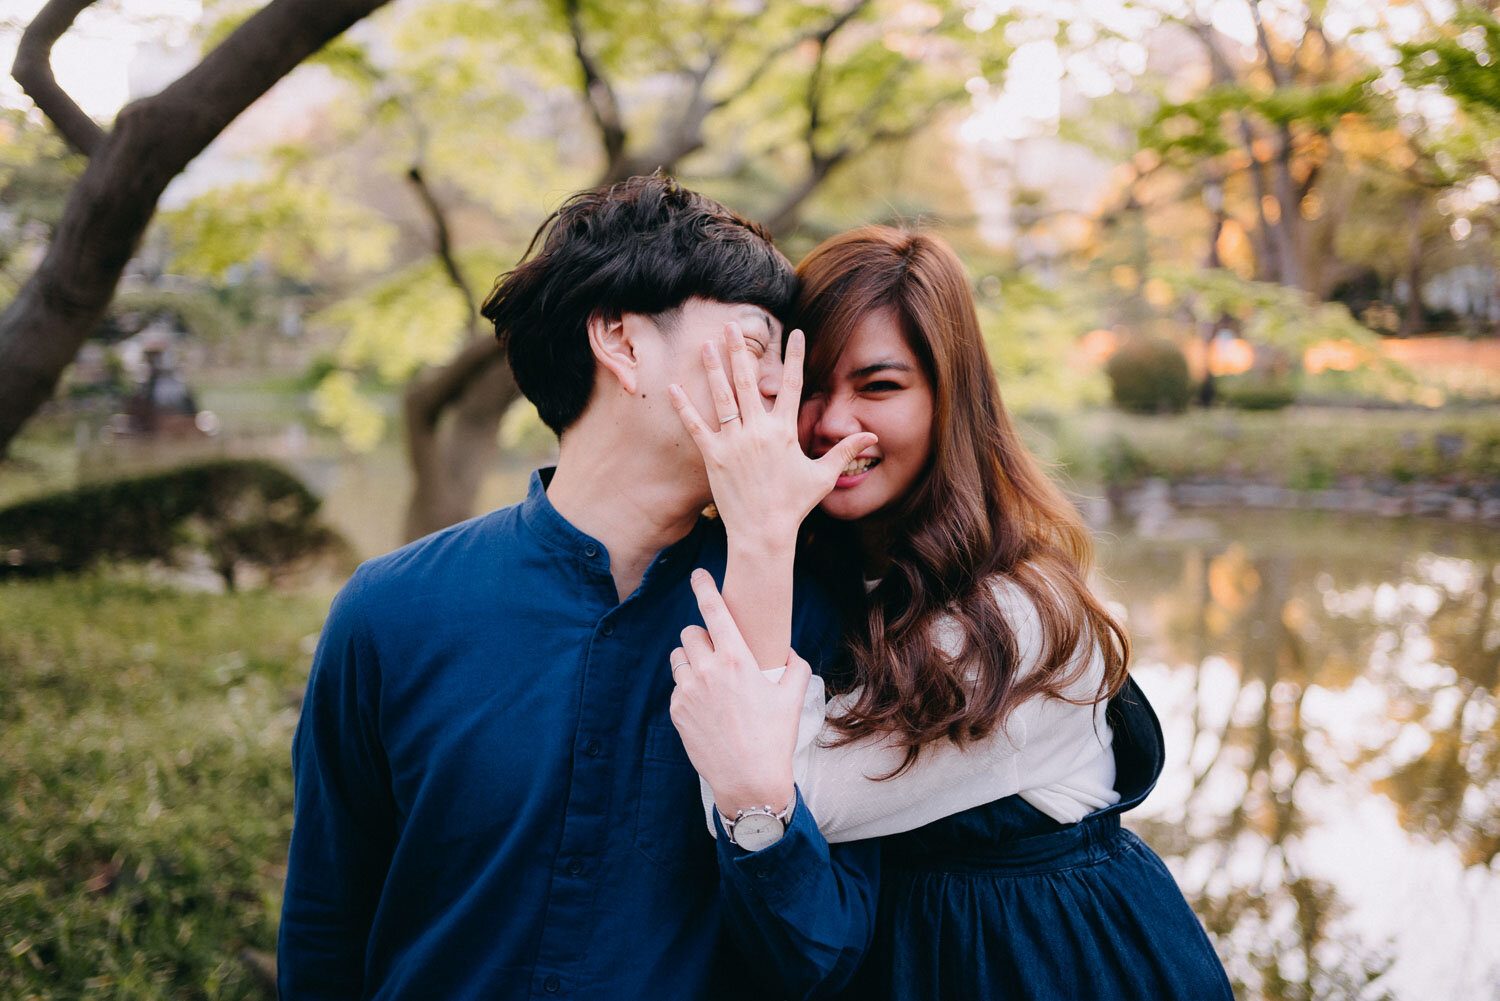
{"left": 814, "top": 394, "right": 862, "bottom": 443}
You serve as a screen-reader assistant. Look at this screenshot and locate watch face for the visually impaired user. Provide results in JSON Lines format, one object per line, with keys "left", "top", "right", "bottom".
{"left": 732, "top": 813, "right": 784, "bottom": 852}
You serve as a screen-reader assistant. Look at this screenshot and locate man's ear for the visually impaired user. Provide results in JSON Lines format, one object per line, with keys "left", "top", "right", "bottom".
{"left": 587, "top": 310, "right": 639, "bottom": 395}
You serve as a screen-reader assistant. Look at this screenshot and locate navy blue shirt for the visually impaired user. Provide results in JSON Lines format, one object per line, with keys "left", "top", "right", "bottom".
{"left": 278, "top": 470, "right": 879, "bottom": 1000}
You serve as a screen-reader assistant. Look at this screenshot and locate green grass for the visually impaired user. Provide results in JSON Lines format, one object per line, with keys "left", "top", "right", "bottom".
{"left": 0, "top": 576, "right": 330, "bottom": 999}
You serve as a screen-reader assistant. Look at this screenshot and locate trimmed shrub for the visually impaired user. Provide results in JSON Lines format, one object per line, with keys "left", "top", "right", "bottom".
{"left": 0, "top": 459, "right": 351, "bottom": 589}
{"left": 1217, "top": 375, "right": 1297, "bottom": 411}
{"left": 1105, "top": 337, "right": 1192, "bottom": 414}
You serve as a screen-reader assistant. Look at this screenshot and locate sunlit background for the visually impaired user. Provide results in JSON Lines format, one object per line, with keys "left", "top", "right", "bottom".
{"left": 1, "top": 0, "right": 1497, "bottom": 998}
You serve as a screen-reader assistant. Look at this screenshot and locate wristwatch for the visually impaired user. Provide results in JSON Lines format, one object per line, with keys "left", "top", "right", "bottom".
{"left": 721, "top": 801, "right": 795, "bottom": 851}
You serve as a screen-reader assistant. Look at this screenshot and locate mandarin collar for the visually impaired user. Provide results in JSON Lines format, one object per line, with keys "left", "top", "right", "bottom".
{"left": 519, "top": 466, "right": 715, "bottom": 588}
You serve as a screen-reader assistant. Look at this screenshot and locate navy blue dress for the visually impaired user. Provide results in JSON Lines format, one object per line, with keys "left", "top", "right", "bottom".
{"left": 835, "top": 678, "right": 1233, "bottom": 1000}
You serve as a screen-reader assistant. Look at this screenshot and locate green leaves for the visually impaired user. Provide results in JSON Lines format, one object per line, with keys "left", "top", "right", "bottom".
{"left": 159, "top": 178, "right": 399, "bottom": 285}
{"left": 1397, "top": 9, "right": 1500, "bottom": 116}
{"left": 1154, "top": 266, "right": 1380, "bottom": 354}
{"left": 1141, "top": 77, "right": 1379, "bottom": 165}
{"left": 976, "top": 274, "right": 1111, "bottom": 416}
{"left": 307, "top": 246, "right": 517, "bottom": 449}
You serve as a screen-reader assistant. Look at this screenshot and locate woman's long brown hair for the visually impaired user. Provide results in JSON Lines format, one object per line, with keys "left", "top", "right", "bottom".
{"left": 795, "top": 227, "right": 1129, "bottom": 773}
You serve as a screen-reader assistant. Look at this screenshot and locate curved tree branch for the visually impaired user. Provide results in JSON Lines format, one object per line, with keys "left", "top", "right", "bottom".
{"left": 12, "top": 0, "right": 105, "bottom": 155}
{"left": 564, "top": 0, "right": 627, "bottom": 169}
{"left": 708, "top": 0, "right": 873, "bottom": 114}
{"left": 0, "top": 0, "right": 394, "bottom": 458}
{"left": 406, "top": 165, "right": 477, "bottom": 330}
{"left": 404, "top": 335, "right": 503, "bottom": 435}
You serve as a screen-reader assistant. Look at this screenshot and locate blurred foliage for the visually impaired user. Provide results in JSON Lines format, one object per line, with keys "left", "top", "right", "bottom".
{"left": 0, "top": 460, "right": 351, "bottom": 590}
{"left": 305, "top": 247, "right": 517, "bottom": 448}
{"left": 1213, "top": 374, "right": 1297, "bottom": 411}
{"left": 1106, "top": 336, "right": 1192, "bottom": 413}
{"left": 0, "top": 575, "right": 326, "bottom": 998}
{"left": 1157, "top": 266, "right": 1396, "bottom": 347}
{"left": 1396, "top": 7, "right": 1500, "bottom": 117}
{"left": 0, "top": 109, "right": 85, "bottom": 309}
{"left": 978, "top": 274, "right": 1112, "bottom": 415}
{"left": 111, "top": 288, "right": 247, "bottom": 345}
{"left": 1049, "top": 407, "right": 1500, "bottom": 488}
{"left": 1141, "top": 75, "right": 1378, "bottom": 164}
{"left": 160, "top": 179, "right": 399, "bottom": 285}
{"left": 309, "top": 370, "right": 387, "bottom": 453}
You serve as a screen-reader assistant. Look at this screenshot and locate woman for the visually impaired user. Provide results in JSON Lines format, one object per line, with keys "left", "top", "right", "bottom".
{"left": 664, "top": 227, "right": 1232, "bottom": 999}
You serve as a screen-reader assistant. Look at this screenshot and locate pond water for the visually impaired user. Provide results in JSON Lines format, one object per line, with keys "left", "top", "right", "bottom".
{"left": 1096, "top": 509, "right": 1500, "bottom": 1001}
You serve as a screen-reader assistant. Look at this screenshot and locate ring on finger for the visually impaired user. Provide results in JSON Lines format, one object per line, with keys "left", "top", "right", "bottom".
{"left": 719, "top": 413, "right": 741, "bottom": 427}
{"left": 670, "top": 657, "right": 689, "bottom": 677}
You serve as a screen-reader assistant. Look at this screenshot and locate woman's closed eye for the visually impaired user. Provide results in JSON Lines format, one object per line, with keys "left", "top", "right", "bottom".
{"left": 862, "top": 380, "right": 903, "bottom": 393}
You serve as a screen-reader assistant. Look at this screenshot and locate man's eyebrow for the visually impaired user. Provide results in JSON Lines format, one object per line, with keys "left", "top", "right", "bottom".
{"left": 735, "top": 307, "right": 772, "bottom": 332}
{"left": 850, "top": 360, "right": 914, "bottom": 379}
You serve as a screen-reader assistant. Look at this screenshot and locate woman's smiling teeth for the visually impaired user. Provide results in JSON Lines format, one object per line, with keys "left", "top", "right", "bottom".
{"left": 841, "top": 456, "right": 882, "bottom": 477}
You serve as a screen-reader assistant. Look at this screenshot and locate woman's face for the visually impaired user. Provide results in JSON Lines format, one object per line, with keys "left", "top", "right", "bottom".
{"left": 798, "top": 308, "right": 935, "bottom": 522}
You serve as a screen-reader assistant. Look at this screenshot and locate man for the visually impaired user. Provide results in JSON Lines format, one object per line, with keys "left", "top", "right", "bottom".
{"left": 277, "top": 174, "right": 878, "bottom": 999}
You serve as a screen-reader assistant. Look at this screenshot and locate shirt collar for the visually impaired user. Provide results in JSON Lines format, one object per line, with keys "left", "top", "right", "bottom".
{"left": 520, "top": 467, "right": 605, "bottom": 563}
{"left": 519, "top": 466, "right": 717, "bottom": 589}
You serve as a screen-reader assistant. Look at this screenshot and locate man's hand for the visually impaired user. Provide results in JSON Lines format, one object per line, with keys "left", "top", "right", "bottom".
{"left": 669, "top": 569, "right": 811, "bottom": 818}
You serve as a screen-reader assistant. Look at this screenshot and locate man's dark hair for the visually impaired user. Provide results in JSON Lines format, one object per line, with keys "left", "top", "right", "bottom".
{"left": 480, "top": 173, "right": 795, "bottom": 435}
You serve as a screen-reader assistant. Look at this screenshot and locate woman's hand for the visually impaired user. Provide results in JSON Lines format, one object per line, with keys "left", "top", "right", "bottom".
{"left": 668, "top": 325, "right": 876, "bottom": 548}
{"left": 669, "top": 569, "right": 812, "bottom": 818}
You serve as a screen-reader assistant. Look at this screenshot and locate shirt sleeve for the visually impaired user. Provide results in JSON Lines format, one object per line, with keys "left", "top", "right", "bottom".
{"left": 714, "top": 790, "right": 881, "bottom": 999}
{"left": 702, "top": 577, "right": 1116, "bottom": 844}
{"left": 709, "top": 580, "right": 880, "bottom": 1000}
{"left": 277, "top": 571, "right": 396, "bottom": 1000}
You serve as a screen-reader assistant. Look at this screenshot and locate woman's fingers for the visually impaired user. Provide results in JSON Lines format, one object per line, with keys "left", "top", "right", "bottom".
{"left": 774, "top": 329, "right": 806, "bottom": 424}
{"left": 700, "top": 340, "right": 742, "bottom": 430}
{"left": 667, "top": 383, "right": 716, "bottom": 455}
{"left": 813, "top": 431, "right": 879, "bottom": 479}
{"left": 689, "top": 569, "right": 756, "bottom": 667}
{"left": 680, "top": 624, "right": 714, "bottom": 665}
{"left": 723, "top": 323, "right": 765, "bottom": 427}
{"left": 668, "top": 645, "right": 694, "bottom": 683}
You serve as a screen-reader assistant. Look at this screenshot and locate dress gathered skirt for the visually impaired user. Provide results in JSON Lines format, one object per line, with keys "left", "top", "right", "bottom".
{"left": 836, "top": 678, "right": 1234, "bottom": 1001}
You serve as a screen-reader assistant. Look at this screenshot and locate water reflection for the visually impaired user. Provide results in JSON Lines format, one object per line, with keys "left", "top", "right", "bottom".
{"left": 1101, "top": 511, "right": 1500, "bottom": 1001}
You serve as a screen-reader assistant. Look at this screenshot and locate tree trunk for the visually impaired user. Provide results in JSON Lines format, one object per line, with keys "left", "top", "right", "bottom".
{"left": 1399, "top": 194, "right": 1425, "bottom": 337}
{"left": 0, "top": 0, "right": 392, "bottom": 459}
{"left": 1199, "top": 179, "right": 1227, "bottom": 407}
{"left": 402, "top": 337, "right": 522, "bottom": 542}
{"left": 1268, "top": 125, "right": 1306, "bottom": 290}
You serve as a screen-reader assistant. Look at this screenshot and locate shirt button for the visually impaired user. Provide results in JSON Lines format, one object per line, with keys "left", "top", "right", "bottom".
{"left": 543, "top": 974, "right": 561, "bottom": 993}
{"left": 754, "top": 867, "right": 770, "bottom": 880}
{"left": 600, "top": 622, "right": 615, "bottom": 637}
{"left": 566, "top": 859, "right": 584, "bottom": 876}
{"left": 584, "top": 739, "right": 602, "bottom": 757}
{"left": 583, "top": 543, "right": 598, "bottom": 558}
